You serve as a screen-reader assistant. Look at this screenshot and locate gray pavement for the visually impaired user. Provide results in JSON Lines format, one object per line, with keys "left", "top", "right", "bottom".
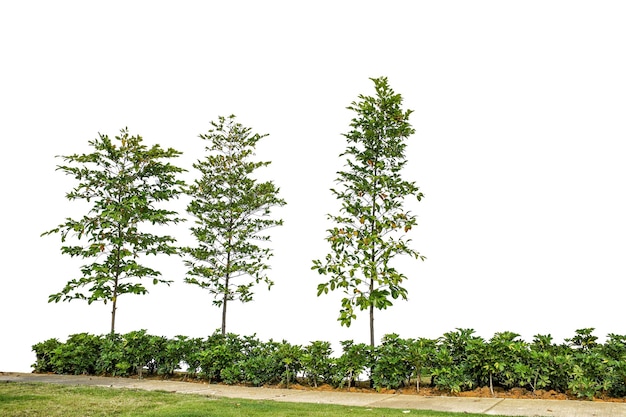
{"left": 2, "top": 371, "right": 626, "bottom": 416}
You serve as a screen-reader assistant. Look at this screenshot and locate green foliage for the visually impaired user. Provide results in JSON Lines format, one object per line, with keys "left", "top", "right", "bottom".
{"left": 569, "top": 352, "right": 607, "bottom": 400}
{"left": 564, "top": 329, "right": 610, "bottom": 399}
{"left": 120, "top": 330, "right": 165, "bottom": 377}
{"left": 601, "top": 334, "right": 626, "bottom": 397}
{"left": 406, "top": 337, "right": 437, "bottom": 391}
{"left": 154, "top": 335, "right": 195, "bottom": 377}
{"left": 274, "top": 341, "right": 304, "bottom": 387}
{"left": 95, "top": 333, "right": 125, "bottom": 375}
{"left": 51, "top": 333, "right": 103, "bottom": 375}
{"left": 527, "top": 334, "right": 557, "bottom": 392}
{"left": 237, "top": 339, "right": 303, "bottom": 387}
{"left": 32, "top": 328, "right": 626, "bottom": 400}
{"left": 482, "top": 332, "right": 529, "bottom": 394}
{"left": 240, "top": 341, "right": 279, "bottom": 386}
{"left": 175, "top": 336, "right": 206, "bottom": 376}
{"left": 431, "top": 329, "right": 484, "bottom": 393}
{"left": 42, "top": 128, "right": 186, "bottom": 334}
{"left": 371, "top": 334, "right": 412, "bottom": 390}
{"left": 31, "top": 338, "right": 62, "bottom": 373}
{"left": 333, "top": 340, "right": 372, "bottom": 388}
{"left": 431, "top": 347, "right": 474, "bottom": 393}
{"left": 567, "top": 327, "right": 599, "bottom": 352}
{"left": 551, "top": 350, "right": 575, "bottom": 393}
{"left": 313, "top": 77, "right": 425, "bottom": 346}
{"left": 198, "top": 331, "right": 246, "bottom": 383}
{"left": 302, "top": 341, "right": 335, "bottom": 387}
{"left": 183, "top": 115, "right": 286, "bottom": 335}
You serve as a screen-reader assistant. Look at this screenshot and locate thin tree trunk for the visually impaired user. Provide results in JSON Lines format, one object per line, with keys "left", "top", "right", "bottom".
{"left": 416, "top": 367, "right": 421, "bottom": 392}
{"left": 110, "top": 295, "right": 117, "bottom": 336}
{"left": 369, "top": 163, "right": 378, "bottom": 348}
{"left": 111, "top": 268, "right": 120, "bottom": 335}
{"left": 111, "top": 222, "right": 122, "bottom": 336}
{"left": 221, "top": 245, "right": 232, "bottom": 336}
{"left": 369, "top": 278, "right": 375, "bottom": 347}
{"left": 221, "top": 276, "right": 228, "bottom": 336}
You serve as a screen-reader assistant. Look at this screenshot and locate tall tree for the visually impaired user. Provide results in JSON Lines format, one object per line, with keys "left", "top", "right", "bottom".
{"left": 312, "top": 77, "right": 425, "bottom": 347}
{"left": 42, "top": 128, "right": 186, "bottom": 335}
{"left": 183, "top": 115, "right": 286, "bottom": 336}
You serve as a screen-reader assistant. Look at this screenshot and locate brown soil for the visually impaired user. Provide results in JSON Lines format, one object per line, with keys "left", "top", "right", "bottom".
{"left": 282, "top": 383, "right": 626, "bottom": 403}
{"left": 146, "top": 375, "right": 626, "bottom": 403}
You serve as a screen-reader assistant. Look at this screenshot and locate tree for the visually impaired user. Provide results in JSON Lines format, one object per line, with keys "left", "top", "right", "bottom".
{"left": 42, "top": 128, "right": 186, "bottom": 335}
{"left": 183, "top": 115, "right": 286, "bottom": 336}
{"left": 312, "top": 77, "right": 425, "bottom": 347}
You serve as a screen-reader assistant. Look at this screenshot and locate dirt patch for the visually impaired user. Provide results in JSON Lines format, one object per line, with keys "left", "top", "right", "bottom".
{"left": 138, "top": 374, "right": 626, "bottom": 402}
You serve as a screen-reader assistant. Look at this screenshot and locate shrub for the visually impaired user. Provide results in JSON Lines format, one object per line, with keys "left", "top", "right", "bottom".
{"left": 406, "top": 337, "right": 437, "bottom": 391}
{"left": 431, "top": 346, "right": 473, "bottom": 393}
{"left": 95, "top": 333, "right": 125, "bottom": 376}
{"left": 371, "top": 334, "right": 412, "bottom": 390}
{"left": 333, "top": 340, "right": 372, "bottom": 388}
{"left": 29, "top": 327, "right": 626, "bottom": 399}
{"left": 199, "top": 332, "right": 245, "bottom": 383}
{"left": 301, "top": 341, "right": 334, "bottom": 387}
{"left": 239, "top": 339, "right": 301, "bottom": 387}
{"left": 273, "top": 341, "right": 304, "bottom": 386}
{"left": 50, "top": 333, "right": 103, "bottom": 375}
{"left": 120, "top": 330, "right": 157, "bottom": 377}
{"left": 31, "top": 338, "right": 62, "bottom": 373}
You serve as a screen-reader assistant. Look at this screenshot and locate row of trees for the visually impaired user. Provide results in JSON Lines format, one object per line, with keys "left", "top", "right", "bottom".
{"left": 32, "top": 328, "right": 626, "bottom": 400}
{"left": 42, "top": 77, "right": 424, "bottom": 344}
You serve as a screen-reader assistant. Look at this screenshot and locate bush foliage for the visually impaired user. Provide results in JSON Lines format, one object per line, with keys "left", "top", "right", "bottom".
{"left": 32, "top": 328, "right": 626, "bottom": 399}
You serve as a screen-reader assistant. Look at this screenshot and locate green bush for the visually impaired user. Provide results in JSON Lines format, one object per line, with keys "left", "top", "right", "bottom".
{"left": 274, "top": 341, "right": 304, "bottom": 386}
{"left": 179, "top": 336, "right": 206, "bottom": 376}
{"left": 50, "top": 333, "right": 103, "bottom": 375}
{"left": 333, "top": 340, "right": 372, "bottom": 388}
{"left": 120, "top": 330, "right": 157, "bottom": 377}
{"left": 431, "top": 346, "right": 473, "bottom": 393}
{"left": 239, "top": 339, "right": 301, "bottom": 387}
{"left": 95, "top": 333, "right": 125, "bottom": 376}
{"left": 31, "top": 327, "right": 626, "bottom": 399}
{"left": 199, "top": 332, "right": 245, "bottom": 383}
{"left": 406, "top": 337, "right": 437, "bottom": 391}
{"left": 371, "top": 334, "right": 412, "bottom": 390}
{"left": 601, "top": 334, "right": 626, "bottom": 397}
{"left": 31, "top": 338, "right": 62, "bottom": 373}
{"left": 431, "top": 328, "right": 482, "bottom": 392}
{"left": 302, "top": 341, "right": 334, "bottom": 387}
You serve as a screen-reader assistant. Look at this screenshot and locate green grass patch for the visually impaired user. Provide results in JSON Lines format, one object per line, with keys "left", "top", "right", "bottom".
{"left": 0, "top": 382, "right": 507, "bottom": 417}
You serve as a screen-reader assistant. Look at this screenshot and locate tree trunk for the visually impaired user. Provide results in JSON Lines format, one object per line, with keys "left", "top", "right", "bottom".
{"left": 369, "top": 165, "right": 378, "bottom": 349}
{"left": 110, "top": 297, "right": 117, "bottom": 336}
{"left": 369, "top": 277, "right": 375, "bottom": 347}
{"left": 221, "top": 274, "right": 229, "bottom": 336}
{"left": 111, "top": 275, "right": 119, "bottom": 335}
{"left": 222, "top": 222, "right": 233, "bottom": 337}
{"left": 416, "top": 367, "right": 421, "bottom": 392}
{"left": 111, "top": 224, "right": 122, "bottom": 336}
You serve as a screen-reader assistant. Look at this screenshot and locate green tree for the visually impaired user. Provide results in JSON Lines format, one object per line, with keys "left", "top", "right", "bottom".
{"left": 183, "top": 115, "right": 286, "bottom": 336}
{"left": 42, "top": 129, "right": 186, "bottom": 335}
{"left": 312, "top": 77, "right": 425, "bottom": 346}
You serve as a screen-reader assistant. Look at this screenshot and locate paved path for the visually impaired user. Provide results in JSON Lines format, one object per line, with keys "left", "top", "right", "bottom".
{"left": 3, "top": 372, "right": 626, "bottom": 416}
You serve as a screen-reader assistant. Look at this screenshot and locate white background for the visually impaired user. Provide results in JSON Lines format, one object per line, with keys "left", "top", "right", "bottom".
{"left": 2, "top": 1, "right": 626, "bottom": 372}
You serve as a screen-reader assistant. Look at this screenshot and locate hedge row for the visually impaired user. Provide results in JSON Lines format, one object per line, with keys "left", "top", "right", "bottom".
{"left": 32, "top": 328, "right": 626, "bottom": 399}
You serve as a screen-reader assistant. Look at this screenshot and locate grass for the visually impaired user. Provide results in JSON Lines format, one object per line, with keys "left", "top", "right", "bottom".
{"left": 0, "top": 382, "right": 511, "bottom": 417}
